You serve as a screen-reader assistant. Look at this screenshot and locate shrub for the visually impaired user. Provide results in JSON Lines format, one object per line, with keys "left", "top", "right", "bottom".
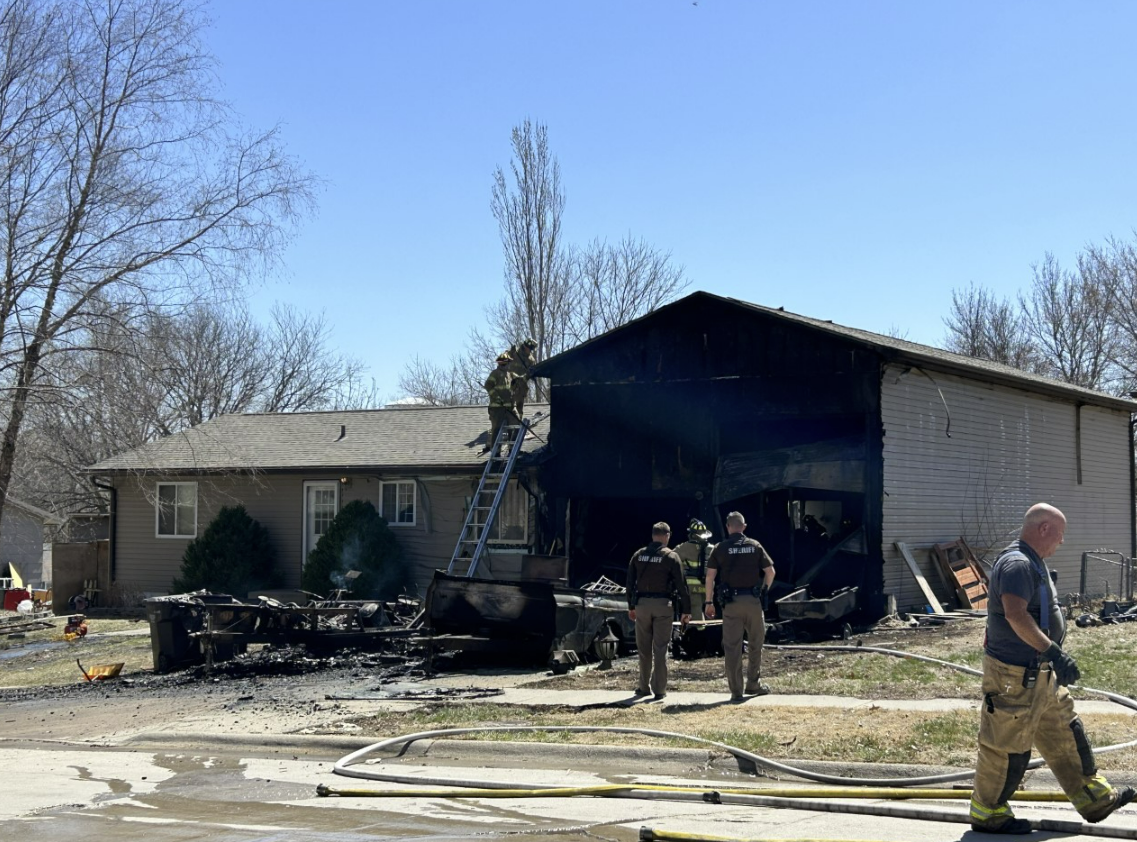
{"left": 172, "top": 505, "right": 281, "bottom": 597}
{"left": 301, "top": 499, "right": 408, "bottom": 599}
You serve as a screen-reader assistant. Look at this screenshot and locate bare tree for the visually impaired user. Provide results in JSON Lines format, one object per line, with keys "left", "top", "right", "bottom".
{"left": 396, "top": 354, "right": 484, "bottom": 407}
{"left": 14, "top": 300, "right": 373, "bottom": 511}
{"left": 488, "top": 119, "right": 573, "bottom": 398}
{"left": 942, "top": 283, "right": 1040, "bottom": 370}
{"left": 398, "top": 120, "right": 688, "bottom": 405}
{"left": 1086, "top": 236, "right": 1137, "bottom": 393}
{"left": 0, "top": 0, "right": 315, "bottom": 529}
{"left": 260, "top": 305, "right": 376, "bottom": 413}
{"left": 1021, "top": 252, "right": 1118, "bottom": 391}
{"left": 567, "top": 235, "right": 688, "bottom": 342}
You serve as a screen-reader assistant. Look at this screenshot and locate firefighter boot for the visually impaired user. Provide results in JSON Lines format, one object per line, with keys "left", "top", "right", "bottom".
{"left": 1076, "top": 778, "right": 1137, "bottom": 824}
{"left": 969, "top": 797, "right": 1033, "bottom": 834}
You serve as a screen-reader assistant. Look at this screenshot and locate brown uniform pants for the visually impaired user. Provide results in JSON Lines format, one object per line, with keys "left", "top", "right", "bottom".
{"left": 972, "top": 654, "right": 1115, "bottom": 826}
{"left": 722, "top": 594, "right": 765, "bottom": 697}
{"left": 634, "top": 598, "right": 673, "bottom": 696}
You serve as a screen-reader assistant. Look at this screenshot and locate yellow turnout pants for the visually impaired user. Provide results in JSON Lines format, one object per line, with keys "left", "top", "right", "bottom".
{"left": 972, "top": 654, "right": 1116, "bottom": 825}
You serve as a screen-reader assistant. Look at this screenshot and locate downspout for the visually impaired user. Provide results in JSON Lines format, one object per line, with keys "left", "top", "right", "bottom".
{"left": 1130, "top": 415, "right": 1136, "bottom": 572}
{"left": 90, "top": 476, "right": 117, "bottom": 583}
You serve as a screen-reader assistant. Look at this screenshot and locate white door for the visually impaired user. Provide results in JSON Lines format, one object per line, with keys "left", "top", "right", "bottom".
{"left": 303, "top": 481, "right": 339, "bottom": 563}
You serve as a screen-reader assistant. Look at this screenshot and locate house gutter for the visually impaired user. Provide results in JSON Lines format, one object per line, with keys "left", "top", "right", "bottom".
{"left": 90, "top": 476, "right": 117, "bottom": 583}
{"left": 1130, "top": 416, "right": 1136, "bottom": 565}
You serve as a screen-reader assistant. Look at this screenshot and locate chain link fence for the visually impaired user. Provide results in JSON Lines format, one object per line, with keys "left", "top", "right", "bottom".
{"left": 1078, "top": 548, "right": 1134, "bottom": 605}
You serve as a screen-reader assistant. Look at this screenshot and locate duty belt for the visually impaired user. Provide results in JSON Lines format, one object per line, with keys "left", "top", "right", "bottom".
{"left": 636, "top": 592, "right": 670, "bottom": 600}
{"left": 723, "top": 585, "right": 764, "bottom": 599}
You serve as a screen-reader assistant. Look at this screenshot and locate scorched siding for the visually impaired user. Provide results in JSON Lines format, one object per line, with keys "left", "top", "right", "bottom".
{"left": 880, "top": 364, "right": 1131, "bottom": 611}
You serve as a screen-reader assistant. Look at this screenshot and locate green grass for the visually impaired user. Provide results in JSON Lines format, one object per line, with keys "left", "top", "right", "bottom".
{"left": 0, "top": 618, "right": 152, "bottom": 687}
{"left": 332, "top": 621, "right": 1137, "bottom": 768}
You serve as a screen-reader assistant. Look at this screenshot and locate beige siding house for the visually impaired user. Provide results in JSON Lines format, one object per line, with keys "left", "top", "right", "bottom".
{"left": 88, "top": 405, "right": 548, "bottom": 597}
{"left": 880, "top": 364, "right": 1132, "bottom": 608}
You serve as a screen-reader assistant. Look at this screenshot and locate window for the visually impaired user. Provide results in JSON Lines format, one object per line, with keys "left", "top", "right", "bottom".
{"left": 489, "top": 481, "right": 528, "bottom": 544}
{"left": 156, "top": 482, "right": 197, "bottom": 538}
{"left": 304, "top": 481, "right": 340, "bottom": 560}
{"left": 380, "top": 480, "right": 416, "bottom": 526}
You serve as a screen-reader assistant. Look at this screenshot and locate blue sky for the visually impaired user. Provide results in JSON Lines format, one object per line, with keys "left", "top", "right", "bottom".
{"left": 204, "top": 1, "right": 1137, "bottom": 402}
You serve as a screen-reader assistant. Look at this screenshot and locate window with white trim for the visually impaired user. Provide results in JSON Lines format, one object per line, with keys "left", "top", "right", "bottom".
{"left": 156, "top": 482, "right": 197, "bottom": 538}
{"left": 380, "top": 480, "right": 416, "bottom": 526}
{"left": 489, "top": 480, "right": 528, "bottom": 544}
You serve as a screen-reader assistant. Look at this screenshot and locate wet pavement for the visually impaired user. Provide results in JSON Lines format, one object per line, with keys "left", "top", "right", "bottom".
{"left": 5, "top": 647, "right": 1137, "bottom": 840}
{"left": 9, "top": 738, "right": 1137, "bottom": 842}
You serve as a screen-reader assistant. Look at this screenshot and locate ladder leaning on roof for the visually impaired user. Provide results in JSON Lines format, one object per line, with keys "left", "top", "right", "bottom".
{"left": 446, "top": 419, "right": 530, "bottom": 578}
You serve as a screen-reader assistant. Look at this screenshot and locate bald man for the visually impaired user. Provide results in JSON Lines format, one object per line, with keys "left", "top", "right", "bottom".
{"left": 970, "top": 504, "right": 1134, "bottom": 833}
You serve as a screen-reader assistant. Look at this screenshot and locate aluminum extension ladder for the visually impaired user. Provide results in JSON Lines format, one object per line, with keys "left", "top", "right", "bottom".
{"left": 446, "top": 419, "right": 530, "bottom": 578}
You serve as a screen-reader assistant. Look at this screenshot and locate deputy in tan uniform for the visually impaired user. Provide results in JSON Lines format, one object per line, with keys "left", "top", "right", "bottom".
{"left": 705, "top": 511, "right": 775, "bottom": 701}
{"left": 481, "top": 353, "right": 518, "bottom": 457}
{"left": 627, "top": 522, "right": 691, "bottom": 700}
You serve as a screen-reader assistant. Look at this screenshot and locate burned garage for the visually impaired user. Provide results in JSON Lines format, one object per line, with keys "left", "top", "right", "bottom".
{"left": 530, "top": 291, "right": 1137, "bottom": 620}
{"left": 81, "top": 290, "right": 1137, "bottom": 664}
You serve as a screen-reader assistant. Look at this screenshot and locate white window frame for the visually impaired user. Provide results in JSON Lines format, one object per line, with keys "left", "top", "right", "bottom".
{"left": 379, "top": 480, "right": 417, "bottom": 526}
{"left": 488, "top": 480, "right": 529, "bottom": 545}
{"left": 303, "top": 480, "right": 340, "bottom": 561}
{"left": 155, "top": 482, "right": 198, "bottom": 539}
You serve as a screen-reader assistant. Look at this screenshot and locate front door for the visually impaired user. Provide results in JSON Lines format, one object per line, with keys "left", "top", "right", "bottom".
{"left": 303, "top": 481, "right": 339, "bottom": 564}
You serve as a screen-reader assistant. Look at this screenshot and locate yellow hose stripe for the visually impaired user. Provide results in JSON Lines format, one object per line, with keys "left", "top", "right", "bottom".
{"left": 318, "top": 783, "right": 1066, "bottom": 802}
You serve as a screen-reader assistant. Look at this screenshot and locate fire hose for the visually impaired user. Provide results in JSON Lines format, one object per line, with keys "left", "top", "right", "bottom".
{"left": 325, "top": 644, "right": 1137, "bottom": 836}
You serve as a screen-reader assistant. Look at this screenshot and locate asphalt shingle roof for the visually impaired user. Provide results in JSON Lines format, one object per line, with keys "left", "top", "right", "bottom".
{"left": 89, "top": 405, "right": 550, "bottom": 474}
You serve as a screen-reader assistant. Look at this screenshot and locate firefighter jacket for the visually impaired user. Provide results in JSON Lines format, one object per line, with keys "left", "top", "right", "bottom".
{"left": 484, "top": 367, "right": 516, "bottom": 408}
{"left": 674, "top": 539, "right": 713, "bottom": 594}
{"left": 507, "top": 346, "right": 535, "bottom": 401}
{"left": 626, "top": 541, "right": 691, "bottom": 613}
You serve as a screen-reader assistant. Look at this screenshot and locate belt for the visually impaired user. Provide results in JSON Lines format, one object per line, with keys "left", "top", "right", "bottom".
{"left": 636, "top": 592, "right": 670, "bottom": 600}
{"left": 724, "top": 586, "right": 762, "bottom": 597}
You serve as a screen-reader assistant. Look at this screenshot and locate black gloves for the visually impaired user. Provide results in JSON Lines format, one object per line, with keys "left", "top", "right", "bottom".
{"left": 1044, "top": 641, "right": 1081, "bottom": 686}
{"left": 758, "top": 585, "right": 769, "bottom": 611}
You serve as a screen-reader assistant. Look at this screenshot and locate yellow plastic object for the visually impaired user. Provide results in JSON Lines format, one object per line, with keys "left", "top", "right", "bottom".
{"left": 77, "top": 659, "right": 123, "bottom": 681}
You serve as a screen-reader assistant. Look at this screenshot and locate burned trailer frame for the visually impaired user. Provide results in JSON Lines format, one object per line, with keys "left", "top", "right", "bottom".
{"left": 145, "top": 592, "right": 416, "bottom": 673}
{"left": 422, "top": 571, "right": 636, "bottom": 667}
{"left": 530, "top": 293, "right": 887, "bottom": 622}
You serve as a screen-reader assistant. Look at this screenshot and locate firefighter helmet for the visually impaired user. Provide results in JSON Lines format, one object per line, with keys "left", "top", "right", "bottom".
{"left": 688, "top": 519, "right": 711, "bottom": 541}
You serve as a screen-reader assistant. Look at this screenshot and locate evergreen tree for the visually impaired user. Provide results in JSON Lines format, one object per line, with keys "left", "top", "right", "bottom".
{"left": 172, "top": 506, "right": 280, "bottom": 597}
{"left": 302, "top": 500, "right": 408, "bottom": 599}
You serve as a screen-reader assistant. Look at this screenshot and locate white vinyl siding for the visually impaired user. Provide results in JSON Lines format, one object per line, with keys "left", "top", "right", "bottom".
{"left": 155, "top": 482, "right": 197, "bottom": 538}
{"left": 380, "top": 480, "right": 416, "bottom": 526}
{"left": 880, "top": 364, "right": 1131, "bottom": 611}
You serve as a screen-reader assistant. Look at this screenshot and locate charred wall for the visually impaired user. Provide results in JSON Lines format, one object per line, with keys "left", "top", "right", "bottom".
{"left": 537, "top": 297, "right": 886, "bottom": 603}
